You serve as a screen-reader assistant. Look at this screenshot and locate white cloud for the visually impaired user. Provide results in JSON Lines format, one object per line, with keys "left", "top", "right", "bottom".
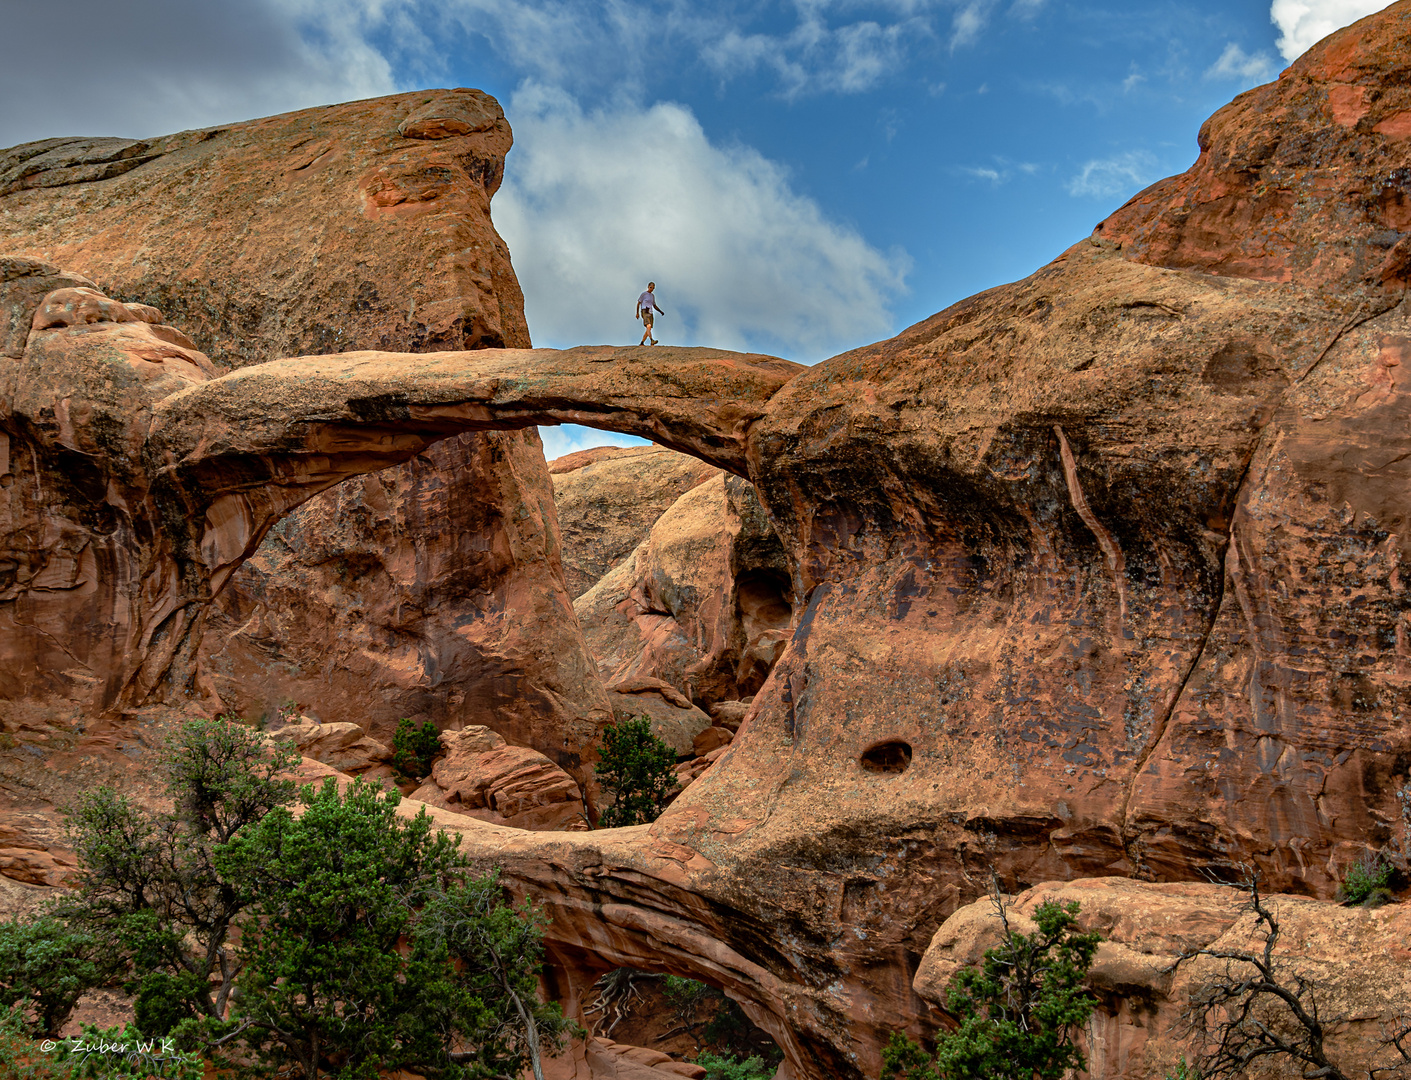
{"left": 496, "top": 84, "right": 910, "bottom": 361}
{"left": 951, "top": 1, "right": 995, "bottom": 49}
{"left": 1269, "top": 0, "right": 1393, "bottom": 63}
{"left": 1067, "top": 150, "right": 1159, "bottom": 201}
{"left": 1205, "top": 42, "right": 1278, "bottom": 85}
{"left": 700, "top": 9, "right": 928, "bottom": 97}
{"left": 0, "top": 0, "right": 398, "bottom": 147}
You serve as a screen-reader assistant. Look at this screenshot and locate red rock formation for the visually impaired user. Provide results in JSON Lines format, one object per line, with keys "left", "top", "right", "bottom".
{"left": 1100, "top": 7, "right": 1411, "bottom": 294}
{"left": 410, "top": 725, "right": 585, "bottom": 830}
{"left": 0, "top": 91, "right": 609, "bottom": 776}
{"left": 0, "top": 278, "right": 799, "bottom": 725}
{"left": 199, "top": 427, "right": 603, "bottom": 761}
{"left": 10, "top": 8, "right": 1411, "bottom": 1078}
{"left": 574, "top": 473, "right": 793, "bottom": 708}
{"left": 916, "top": 878, "right": 1411, "bottom": 1080}
{"left": 550, "top": 446, "right": 722, "bottom": 600}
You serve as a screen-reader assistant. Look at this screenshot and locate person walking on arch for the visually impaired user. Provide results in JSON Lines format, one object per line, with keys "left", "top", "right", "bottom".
{"left": 636, "top": 282, "right": 664, "bottom": 345}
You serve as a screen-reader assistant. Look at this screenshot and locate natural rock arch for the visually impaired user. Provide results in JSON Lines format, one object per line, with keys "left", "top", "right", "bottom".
{"left": 8, "top": 5, "right": 1411, "bottom": 1077}
{"left": 0, "top": 262, "right": 801, "bottom": 717}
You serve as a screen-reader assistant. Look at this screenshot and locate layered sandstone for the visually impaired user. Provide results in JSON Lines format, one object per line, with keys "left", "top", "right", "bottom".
{"left": 6, "top": 7, "right": 1411, "bottom": 1079}
{"left": 916, "top": 878, "right": 1411, "bottom": 1080}
{"left": 410, "top": 725, "right": 585, "bottom": 831}
{"left": 550, "top": 446, "right": 722, "bottom": 600}
{"left": 0, "top": 91, "right": 608, "bottom": 777}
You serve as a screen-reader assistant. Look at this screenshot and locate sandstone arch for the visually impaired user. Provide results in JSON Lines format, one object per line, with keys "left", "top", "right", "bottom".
{"left": 8, "top": 6, "right": 1411, "bottom": 1078}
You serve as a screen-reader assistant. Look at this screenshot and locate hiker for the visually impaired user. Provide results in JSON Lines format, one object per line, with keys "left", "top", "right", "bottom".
{"left": 636, "top": 282, "right": 664, "bottom": 345}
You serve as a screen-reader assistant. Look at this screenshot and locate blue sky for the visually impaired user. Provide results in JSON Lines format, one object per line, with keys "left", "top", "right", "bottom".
{"left": 0, "top": 0, "right": 1391, "bottom": 456}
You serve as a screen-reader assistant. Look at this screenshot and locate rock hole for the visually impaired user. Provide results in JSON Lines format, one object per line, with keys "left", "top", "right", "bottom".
{"left": 734, "top": 571, "right": 793, "bottom": 695}
{"left": 860, "top": 739, "right": 912, "bottom": 774}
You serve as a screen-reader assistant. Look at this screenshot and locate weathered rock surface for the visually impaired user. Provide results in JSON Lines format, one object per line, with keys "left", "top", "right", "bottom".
{"left": 916, "top": 878, "right": 1411, "bottom": 1080}
{"left": 545, "top": 1037, "right": 707, "bottom": 1079}
{"left": 435, "top": 10, "right": 1411, "bottom": 1079}
{"left": 9, "top": 8, "right": 1411, "bottom": 1079}
{"left": 1, "top": 89, "right": 524, "bottom": 357}
{"left": 0, "top": 813, "right": 79, "bottom": 889}
{"left": 0, "top": 91, "right": 610, "bottom": 778}
{"left": 605, "top": 688, "right": 713, "bottom": 757}
{"left": 0, "top": 257, "right": 796, "bottom": 728}
{"left": 410, "top": 725, "right": 584, "bottom": 830}
{"left": 266, "top": 716, "right": 391, "bottom": 773}
{"left": 200, "top": 427, "right": 604, "bottom": 764}
{"left": 550, "top": 446, "right": 722, "bottom": 599}
{"left": 574, "top": 474, "right": 793, "bottom": 709}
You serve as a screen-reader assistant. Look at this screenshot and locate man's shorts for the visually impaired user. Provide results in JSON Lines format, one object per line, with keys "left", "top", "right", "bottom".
{"left": 642, "top": 310, "right": 654, "bottom": 327}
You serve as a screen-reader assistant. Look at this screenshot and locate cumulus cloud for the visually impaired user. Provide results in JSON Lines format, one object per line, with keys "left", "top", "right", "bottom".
{"left": 495, "top": 84, "right": 910, "bottom": 361}
{"left": 1269, "top": 0, "right": 1393, "bottom": 62}
{"left": 1205, "top": 42, "right": 1278, "bottom": 85}
{"left": 0, "top": 0, "right": 398, "bottom": 148}
{"left": 1067, "top": 150, "right": 1159, "bottom": 201}
{"left": 441, "top": 0, "right": 1015, "bottom": 99}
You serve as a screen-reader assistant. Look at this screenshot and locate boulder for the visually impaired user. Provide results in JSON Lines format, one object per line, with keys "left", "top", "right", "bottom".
{"left": 691, "top": 726, "right": 733, "bottom": 757}
{"left": 606, "top": 691, "right": 712, "bottom": 758}
{"left": 268, "top": 717, "right": 391, "bottom": 774}
{"left": 574, "top": 474, "right": 792, "bottom": 709}
{"left": 706, "top": 699, "right": 751, "bottom": 732}
{"left": 916, "top": 878, "right": 1411, "bottom": 1080}
{"left": 550, "top": 445, "right": 721, "bottom": 598}
{"left": 413, "top": 725, "right": 585, "bottom": 831}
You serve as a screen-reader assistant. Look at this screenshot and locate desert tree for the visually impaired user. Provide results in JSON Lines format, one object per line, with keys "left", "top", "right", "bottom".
{"left": 883, "top": 877, "right": 1102, "bottom": 1080}
{"left": 1174, "top": 870, "right": 1411, "bottom": 1080}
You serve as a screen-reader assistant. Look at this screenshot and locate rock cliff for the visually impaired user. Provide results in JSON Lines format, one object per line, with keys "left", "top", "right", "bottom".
{"left": 5, "top": 5, "right": 1411, "bottom": 1078}
{"left": 0, "top": 90, "right": 607, "bottom": 777}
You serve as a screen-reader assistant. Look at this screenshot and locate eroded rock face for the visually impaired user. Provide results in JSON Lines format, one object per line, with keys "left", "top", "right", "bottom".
{"left": 550, "top": 446, "right": 722, "bottom": 600}
{"left": 915, "top": 878, "right": 1411, "bottom": 1080}
{"left": 0, "top": 92, "right": 614, "bottom": 770}
{"left": 200, "top": 428, "right": 604, "bottom": 766}
{"left": 0, "top": 88, "right": 524, "bottom": 357}
{"left": 443, "top": 11, "right": 1411, "bottom": 1079}
{"left": 574, "top": 474, "right": 793, "bottom": 709}
{"left": 9, "top": 9, "right": 1411, "bottom": 1078}
{"left": 0, "top": 296, "right": 799, "bottom": 724}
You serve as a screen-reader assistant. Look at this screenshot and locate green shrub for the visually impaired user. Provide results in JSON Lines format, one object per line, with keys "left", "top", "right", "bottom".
{"left": 32, "top": 717, "right": 563, "bottom": 1080}
{"left": 1166, "top": 1058, "right": 1201, "bottom": 1080}
{"left": 0, "top": 1002, "right": 203, "bottom": 1080}
{"left": 58, "top": 718, "right": 300, "bottom": 1033}
{"left": 215, "top": 776, "right": 575, "bottom": 1079}
{"left": 392, "top": 717, "right": 443, "bottom": 778}
{"left": 594, "top": 717, "right": 677, "bottom": 828}
{"left": 883, "top": 896, "right": 1102, "bottom": 1080}
{"left": 695, "top": 1050, "right": 776, "bottom": 1080}
{"left": 1338, "top": 853, "right": 1393, "bottom": 906}
{"left": 0, "top": 915, "right": 104, "bottom": 1036}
